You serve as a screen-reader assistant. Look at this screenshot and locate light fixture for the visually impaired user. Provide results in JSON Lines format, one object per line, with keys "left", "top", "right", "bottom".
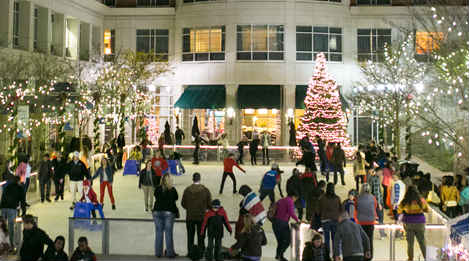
{"left": 286, "top": 108, "right": 294, "bottom": 121}
{"left": 227, "top": 107, "right": 235, "bottom": 125}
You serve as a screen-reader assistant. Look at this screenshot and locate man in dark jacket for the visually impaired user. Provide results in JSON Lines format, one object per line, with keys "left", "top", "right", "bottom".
{"left": 201, "top": 200, "right": 232, "bottom": 261}
{"left": 0, "top": 176, "right": 25, "bottom": 249}
{"left": 286, "top": 168, "right": 305, "bottom": 220}
{"left": 333, "top": 211, "right": 371, "bottom": 261}
{"left": 316, "top": 135, "right": 327, "bottom": 175}
{"left": 39, "top": 154, "right": 52, "bottom": 202}
{"left": 70, "top": 237, "right": 96, "bottom": 261}
{"left": 69, "top": 151, "right": 90, "bottom": 209}
{"left": 332, "top": 143, "right": 346, "bottom": 186}
{"left": 43, "top": 235, "right": 68, "bottom": 261}
{"left": 52, "top": 153, "right": 68, "bottom": 201}
{"left": 175, "top": 126, "right": 185, "bottom": 145}
{"left": 20, "top": 214, "right": 54, "bottom": 261}
{"left": 182, "top": 173, "right": 212, "bottom": 259}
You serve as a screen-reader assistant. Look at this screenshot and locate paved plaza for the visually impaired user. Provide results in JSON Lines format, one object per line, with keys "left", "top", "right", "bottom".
{"left": 24, "top": 161, "right": 445, "bottom": 261}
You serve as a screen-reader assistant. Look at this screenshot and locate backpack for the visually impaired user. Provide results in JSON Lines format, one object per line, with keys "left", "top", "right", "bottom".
{"left": 267, "top": 202, "right": 277, "bottom": 222}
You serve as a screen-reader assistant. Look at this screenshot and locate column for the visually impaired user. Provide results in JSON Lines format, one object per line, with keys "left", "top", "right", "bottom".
{"left": 18, "top": 0, "right": 34, "bottom": 51}
{"left": 225, "top": 84, "right": 238, "bottom": 145}
{"left": 92, "top": 26, "right": 102, "bottom": 57}
{"left": 79, "top": 22, "right": 91, "bottom": 61}
{"left": 0, "top": 0, "right": 14, "bottom": 48}
{"left": 66, "top": 18, "right": 79, "bottom": 59}
{"left": 282, "top": 85, "right": 295, "bottom": 146}
{"left": 37, "top": 6, "right": 51, "bottom": 54}
{"left": 52, "top": 13, "right": 66, "bottom": 57}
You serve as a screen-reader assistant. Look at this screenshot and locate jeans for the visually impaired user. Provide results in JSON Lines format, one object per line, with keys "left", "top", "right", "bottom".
{"left": 404, "top": 223, "right": 426, "bottom": 260}
{"left": 376, "top": 206, "right": 386, "bottom": 237}
{"left": 259, "top": 189, "right": 275, "bottom": 204}
{"left": 237, "top": 150, "right": 244, "bottom": 164}
{"left": 142, "top": 185, "right": 154, "bottom": 210}
{"left": 1, "top": 208, "right": 16, "bottom": 247}
{"left": 361, "top": 225, "right": 374, "bottom": 260}
{"left": 250, "top": 151, "right": 257, "bottom": 165}
{"left": 177, "top": 160, "right": 185, "bottom": 174}
{"left": 100, "top": 181, "right": 115, "bottom": 205}
{"left": 23, "top": 177, "right": 30, "bottom": 201}
{"left": 219, "top": 172, "right": 237, "bottom": 194}
{"left": 322, "top": 220, "right": 337, "bottom": 254}
{"left": 334, "top": 166, "right": 345, "bottom": 185}
{"left": 153, "top": 211, "right": 175, "bottom": 257}
{"left": 206, "top": 236, "right": 222, "bottom": 261}
{"left": 39, "top": 178, "right": 51, "bottom": 201}
{"left": 186, "top": 220, "right": 204, "bottom": 257}
{"left": 272, "top": 219, "right": 290, "bottom": 259}
{"left": 262, "top": 148, "right": 269, "bottom": 165}
{"left": 54, "top": 178, "right": 64, "bottom": 200}
{"left": 70, "top": 180, "right": 83, "bottom": 203}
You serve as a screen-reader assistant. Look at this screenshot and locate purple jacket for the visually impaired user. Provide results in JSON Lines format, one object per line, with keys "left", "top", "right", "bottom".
{"left": 275, "top": 197, "right": 299, "bottom": 223}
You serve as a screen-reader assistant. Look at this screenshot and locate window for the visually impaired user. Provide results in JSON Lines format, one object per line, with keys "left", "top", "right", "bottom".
{"left": 182, "top": 26, "right": 225, "bottom": 61}
{"left": 237, "top": 25, "right": 284, "bottom": 61}
{"left": 357, "top": 29, "right": 391, "bottom": 62}
{"left": 357, "top": 0, "right": 390, "bottom": 4}
{"left": 296, "top": 26, "right": 342, "bottom": 62}
{"left": 415, "top": 32, "right": 443, "bottom": 55}
{"left": 136, "top": 29, "right": 169, "bottom": 60}
{"left": 13, "top": 1, "right": 19, "bottom": 48}
{"left": 137, "top": 0, "right": 171, "bottom": 7}
{"left": 104, "top": 29, "right": 115, "bottom": 61}
{"left": 34, "top": 8, "right": 38, "bottom": 50}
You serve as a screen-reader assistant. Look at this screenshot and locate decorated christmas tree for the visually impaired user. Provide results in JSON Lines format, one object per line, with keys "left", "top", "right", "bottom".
{"left": 297, "top": 52, "right": 351, "bottom": 148}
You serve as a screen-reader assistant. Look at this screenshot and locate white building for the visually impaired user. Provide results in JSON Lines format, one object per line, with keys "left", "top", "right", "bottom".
{"left": 0, "top": 0, "right": 455, "bottom": 146}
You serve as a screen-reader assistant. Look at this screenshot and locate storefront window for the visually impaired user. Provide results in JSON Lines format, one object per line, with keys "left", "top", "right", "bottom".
{"left": 192, "top": 109, "right": 225, "bottom": 141}
{"left": 241, "top": 109, "right": 280, "bottom": 144}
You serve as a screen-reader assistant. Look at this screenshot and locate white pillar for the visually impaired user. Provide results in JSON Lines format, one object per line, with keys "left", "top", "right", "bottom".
{"left": 52, "top": 13, "right": 66, "bottom": 57}
{"left": 66, "top": 18, "right": 79, "bottom": 59}
{"left": 0, "top": 0, "right": 14, "bottom": 48}
{"left": 91, "top": 25, "right": 102, "bottom": 57}
{"left": 225, "top": 84, "right": 238, "bottom": 145}
{"left": 18, "top": 0, "right": 34, "bottom": 51}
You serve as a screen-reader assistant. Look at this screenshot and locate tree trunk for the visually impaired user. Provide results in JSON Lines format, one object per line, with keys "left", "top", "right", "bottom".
{"left": 394, "top": 110, "right": 401, "bottom": 159}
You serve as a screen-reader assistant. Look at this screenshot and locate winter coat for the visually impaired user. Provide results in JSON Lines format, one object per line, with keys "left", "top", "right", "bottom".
{"left": 92, "top": 165, "right": 115, "bottom": 183}
{"left": 459, "top": 186, "right": 469, "bottom": 206}
{"left": 52, "top": 158, "right": 69, "bottom": 181}
{"left": 43, "top": 246, "right": 68, "bottom": 261}
{"left": 20, "top": 226, "right": 54, "bottom": 261}
{"left": 139, "top": 169, "right": 157, "bottom": 188}
{"left": 318, "top": 194, "right": 342, "bottom": 221}
{"left": 331, "top": 148, "right": 346, "bottom": 168}
{"left": 333, "top": 219, "right": 370, "bottom": 258}
{"left": 240, "top": 192, "right": 266, "bottom": 224}
{"left": 353, "top": 152, "right": 366, "bottom": 177}
{"left": 249, "top": 139, "right": 260, "bottom": 154}
{"left": 287, "top": 175, "right": 305, "bottom": 209}
{"left": 70, "top": 247, "right": 96, "bottom": 261}
{"left": 38, "top": 160, "right": 52, "bottom": 181}
{"left": 182, "top": 183, "right": 212, "bottom": 221}
{"left": 355, "top": 193, "right": 377, "bottom": 225}
{"left": 231, "top": 225, "right": 267, "bottom": 258}
{"left": 80, "top": 187, "right": 98, "bottom": 204}
{"left": 440, "top": 185, "right": 460, "bottom": 205}
{"left": 201, "top": 207, "right": 232, "bottom": 238}
{"left": 0, "top": 182, "right": 25, "bottom": 211}
{"left": 302, "top": 242, "right": 331, "bottom": 261}
{"left": 69, "top": 160, "right": 89, "bottom": 181}
{"left": 307, "top": 186, "right": 324, "bottom": 220}
{"left": 153, "top": 186, "right": 179, "bottom": 215}
{"left": 175, "top": 128, "right": 185, "bottom": 141}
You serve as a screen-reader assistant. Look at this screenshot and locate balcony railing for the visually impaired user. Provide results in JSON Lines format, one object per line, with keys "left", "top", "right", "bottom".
{"left": 96, "top": 0, "right": 176, "bottom": 8}
{"left": 350, "top": 0, "right": 468, "bottom": 6}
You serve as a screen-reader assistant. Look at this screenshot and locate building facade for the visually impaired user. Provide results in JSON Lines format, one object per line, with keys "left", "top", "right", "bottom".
{"left": 0, "top": 0, "right": 454, "bottom": 146}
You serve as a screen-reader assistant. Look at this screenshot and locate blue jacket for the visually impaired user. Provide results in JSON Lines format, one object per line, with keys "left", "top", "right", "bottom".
{"left": 261, "top": 170, "right": 278, "bottom": 190}
{"left": 92, "top": 165, "right": 114, "bottom": 183}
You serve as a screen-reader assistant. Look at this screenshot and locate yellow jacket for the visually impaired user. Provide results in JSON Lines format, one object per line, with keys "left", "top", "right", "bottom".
{"left": 440, "top": 185, "right": 460, "bottom": 204}
{"left": 397, "top": 198, "right": 429, "bottom": 215}
{"left": 130, "top": 151, "right": 143, "bottom": 161}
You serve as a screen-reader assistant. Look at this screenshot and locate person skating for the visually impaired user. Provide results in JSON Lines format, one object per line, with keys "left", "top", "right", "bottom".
{"left": 343, "top": 189, "right": 357, "bottom": 222}
{"left": 19, "top": 214, "right": 55, "bottom": 261}
{"left": 175, "top": 126, "right": 185, "bottom": 145}
{"left": 259, "top": 163, "right": 281, "bottom": 204}
{"left": 353, "top": 147, "right": 367, "bottom": 192}
{"left": 91, "top": 157, "right": 116, "bottom": 210}
{"left": 43, "top": 235, "right": 68, "bottom": 261}
{"left": 261, "top": 131, "right": 271, "bottom": 165}
{"left": 182, "top": 173, "right": 212, "bottom": 260}
{"left": 332, "top": 143, "right": 346, "bottom": 186}
{"left": 229, "top": 214, "right": 267, "bottom": 261}
{"left": 272, "top": 192, "right": 300, "bottom": 261}
{"left": 153, "top": 174, "right": 179, "bottom": 258}
{"left": 219, "top": 153, "right": 245, "bottom": 194}
{"left": 287, "top": 168, "right": 305, "bottom": 220}
{"left": 302, "top": 234, "right": 331, "bottom": 261}
{"left": 355, "top": 184, "right": 377, "bottom": 261}
{"left": 193, "top": 134, "right": 207, "bottom": 165}
{"left": 318, "top": 183, "right": 342, "bottom": 255}
{"left": 201, "top": 199, "right": 232, "bottom": 261}
{"left": 0, "top": 176, "right": 25, "bottom": 252}
{"left": 367, "top": 168, "right": 386, "bottom": 238}
{"left": 38, "top": 153, "right": 53, "bottom": 203}
{"left": 69, "top": 151, "right": 90, "bottom": 210}
{"left": 151, "top": 151, "right": 169, "bottom": 186}
{"left": 80, "top": 180, "right": 101, "bottom": 219}
{"left": 249, "top": 135, "right": 260, "bottom": 166}
{"left": 333, "top": 211, "right": 371, "bottom": 261}
{"left": 297, "top": 136, "right": 317, "bottom": 172}
{"left": 52, "top": 153, "right": 67, "bottom": 201}
{"left": 316, "top": 135, "right": 327, "bottom": 176}
{"left": 70, "top": 237, "right": 97, "bottom": 261}
{"left": 237, "top": 136, "right": 248, "bottom": 165}
{"left": 139, "top": 161, "right": 158, "bottom": 212}
{"left": 238, "top": 185, "right": 267, "bottom": 227}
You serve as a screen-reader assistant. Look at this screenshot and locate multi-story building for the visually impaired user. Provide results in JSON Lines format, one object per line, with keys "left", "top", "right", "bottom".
{"left": 1, "top": 0, "right": 463, "bottom": 146}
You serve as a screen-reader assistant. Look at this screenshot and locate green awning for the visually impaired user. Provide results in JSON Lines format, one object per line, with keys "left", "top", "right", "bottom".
{"left": 237, "top": 85, "right": 281, "bottom": 109}
{"left": 174, "top": 85, "right": 226, "bottom": 109}
{"left": 296, "top": 85, "right": 350, "bottom": 110}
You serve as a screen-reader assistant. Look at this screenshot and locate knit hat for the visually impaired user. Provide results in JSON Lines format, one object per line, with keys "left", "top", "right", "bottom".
{"left": 211, "top": 199, "right": 221, "bottom": 208}
{"left": 83, "top": 180, "right": 91, "bottom": 187}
